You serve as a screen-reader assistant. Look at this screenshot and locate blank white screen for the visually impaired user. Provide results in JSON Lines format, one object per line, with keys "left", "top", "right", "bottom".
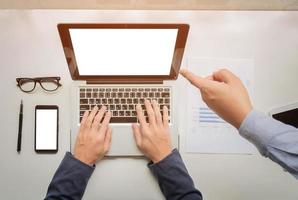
{"left": 69, "top": 29, "right": 178, "bottom": 75}
{"left": 36, "top": 109, "right": 57, "bottom": 150}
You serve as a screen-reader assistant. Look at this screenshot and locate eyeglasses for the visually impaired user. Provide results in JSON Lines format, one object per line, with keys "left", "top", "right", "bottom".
{"left": 16, "top": 77, "right": 62, "bottom": 93}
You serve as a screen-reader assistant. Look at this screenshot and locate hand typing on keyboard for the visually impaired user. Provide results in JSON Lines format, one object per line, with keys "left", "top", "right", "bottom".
{"left": 74, "top": 106, "right": 112, "bottom": 166}
{"left": 132, "top": 99, "right": 172, "bottom": 163}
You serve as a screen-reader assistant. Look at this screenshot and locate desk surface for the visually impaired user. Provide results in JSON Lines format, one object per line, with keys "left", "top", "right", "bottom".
{"left": 0, "top": 10, "right": 298, "bottom": 200}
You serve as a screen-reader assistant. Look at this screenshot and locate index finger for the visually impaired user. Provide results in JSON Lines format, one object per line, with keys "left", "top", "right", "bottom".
{"left": 79, "top": 110, "right": 89, "bottom": 131}
{"left": 180, "top": 69, "right": 208, "bottom": 89}
{"left": 136, "top": 104, "right": 147, "bottom": 127}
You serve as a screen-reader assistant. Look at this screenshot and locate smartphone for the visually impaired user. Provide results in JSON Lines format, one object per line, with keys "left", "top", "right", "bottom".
{"left": 35, "top": 105, "right": 59, "bottom": 152}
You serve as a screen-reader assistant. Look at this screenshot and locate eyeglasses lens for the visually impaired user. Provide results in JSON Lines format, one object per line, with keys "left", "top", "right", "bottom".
{"left": 19, "top": 79, "right": 35, "bottom": 92}
{"left": 40, "top": 79, "right": 59, "bottom": 91}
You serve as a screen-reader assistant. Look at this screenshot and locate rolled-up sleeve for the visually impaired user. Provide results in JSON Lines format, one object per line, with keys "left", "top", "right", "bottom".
{"left": 239, "top": 110, "right": 298, "bottom": 179}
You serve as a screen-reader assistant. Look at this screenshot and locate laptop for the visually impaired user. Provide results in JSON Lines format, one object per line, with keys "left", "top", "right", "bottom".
{"left": 57, "top": 23, "right": 189, "bottom": 156}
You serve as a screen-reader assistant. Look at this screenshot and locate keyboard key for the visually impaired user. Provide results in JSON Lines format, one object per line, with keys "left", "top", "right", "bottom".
{"left": 139, "top": 99, "right": 144, "bottom": 104}
{"left": 125, "top": 111, "right": 131, "bottom": 116}
{"left": 106, "top": 88, "right": 111, "bottom": 92}
{"left": 121, "top": 99, "right": 126, "bottom": 104}
{"left": 119, "top": 111, "right": 125, "bottom": 116}
{"left": 112, "top": 88, "right": 118, "bottom": 92}
{"left": 145, "top": 88, "right": 150, "bottom": 92}
{"left": 114, "top": 99, "right": 120, "bottom": 104}
{"left": 138, "top": 88, "right": 144, "bottom": 92}
{"left": 93, "top": 88, "right": 98, "bottom": 92}
{"left": 89, "top": 99, "right": 95, "bottom": 104}
{"left": 127, "top": 99, "right": 132, "bottom": 104}
{"left": 102, "top": 99, "right": 107, "bottom": 104}
{"left": 158, "top": 99, "right": 163, "bottom": 104}
{"left": 118, "top": 93, "right": 123, "bottom": 98}
{"left": 128, "top": 105, "right": 134, "bottom": 110}
{"left": 162, "top": 92, "right": 170, "bottom": 97}
{"left": 80, "top": 105, "right": 89, "bottom": 110}
{"left": 132, "top": 111, "right": 137, "bottom": 116}
{"left": 113, "top": 111, "right": 118, "bottom": 116}
{"left": 164, "top": 88, "right": 170, "bottom": 92}
{"left": 124, "top": 93, "right": 129, "bottom": 98}
{"left": 122, "top": 105, "right": 128, "bottom": 110}
{"left": 110, "top": 105, "right": 115, "bottom": 110}
{"left": 87, "top": 89, "right": 92, "bottom": 92}
{"left": 80, "top": 99, "right": 88, "bottom": 104}
{"left": 99, "top": 88, "right": 105, "bottom": 92}
{"left": 158, "top": 88, "right": 163, "bottom": 92}
{"left": 125, "top": 88, "right": 131, "bottom": 92}
{"left": 80, "top": 93, "right": 85, "bottom": 98}
{"left": 130, "top": 93, "right": 135, "bottom": 98}
{"left": 108, "top": 98, "right": 113, "bottom": 104}
{"left": 119, "top": 88, "right": 124, "bottom": 92}
{"left": 149, "top": 92, "right": 154, "bottom": 97}
{"left": 143, "top": 92, "right": 148, "bottom": 98}
{"left": 116, "top": 105, "right": 121, "bottom": 110}
{"left": 92, "top": 93, "right": 98, "bottom": 98}
{"left": 165, "top": 98, "right": 170, "bottom": 104}
{"left": 133, "top": 98, "right": 138, "bottom": 104}
{"left": 136, "top": 92, "right": 141, "bottom": 98}
{"left": 110, "top": 117, "right": 137, "bottom": 123}
{"left": 86, "top": 93, "right": 91, "bottom": 98}
{"left": 105, "top": 93, "right": 110, "bottom": 98}
{"left": 80, "top": 88, "right": 86, "bottom": 92}
{"left": 99, "top": 93, "right": 104, "bottom": 98}
{"left": 111, "top": 93, "right": 117, "bottom": 98}
{"left": 96, "top": 99, "right": 101, "bottom": 104}
{"left": 155, "top": 93, "right": 160, "bottom": 98}
{"left": 80, "top": 111, "right": 85, "bottom": 116}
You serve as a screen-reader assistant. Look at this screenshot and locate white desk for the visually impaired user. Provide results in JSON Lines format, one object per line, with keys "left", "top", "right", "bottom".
{"left": 0, "top": 10, "right": 298, "bottom": 200}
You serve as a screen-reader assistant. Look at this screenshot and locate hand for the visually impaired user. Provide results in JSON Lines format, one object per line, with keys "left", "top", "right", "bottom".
{"left": 132, "top": 99, "right": 172, "bottom": 163}
{"left": 74, "top": 106, "right": 112, "bottom": 166}
{"left": 180, "top": 68, "right": 252, "bottom": 129}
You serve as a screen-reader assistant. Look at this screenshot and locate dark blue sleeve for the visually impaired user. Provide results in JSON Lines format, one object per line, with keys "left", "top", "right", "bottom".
{"left": 148, "top": 149, "right": 203, "bottom": 200}
{"left": 44, "top": 152, "right": 95, "bottom": 200}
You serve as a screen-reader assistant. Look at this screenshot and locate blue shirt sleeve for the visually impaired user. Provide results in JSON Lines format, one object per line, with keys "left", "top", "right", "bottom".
{"left": 44, "top": 152, "right": 95, "bottom": 200}
{"left": 239, "top": 110, "right": 298, "bottom": 179}
{"left": 148, "top": 149, "right": 203, "bottom": 200}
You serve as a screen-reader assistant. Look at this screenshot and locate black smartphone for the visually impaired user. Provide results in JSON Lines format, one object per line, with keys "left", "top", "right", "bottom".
{"left": 35, "top": 105, "right": 59, "bottom": 153}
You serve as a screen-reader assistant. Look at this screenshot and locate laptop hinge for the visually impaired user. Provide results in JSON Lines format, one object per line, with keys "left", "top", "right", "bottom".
{"left": 86, "top": 80, "right": 163, "bottom": 84}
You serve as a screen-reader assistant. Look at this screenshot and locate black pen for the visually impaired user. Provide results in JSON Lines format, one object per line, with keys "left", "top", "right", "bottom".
{"left": 17, "top": 100, "right": 23, "bottom": 153}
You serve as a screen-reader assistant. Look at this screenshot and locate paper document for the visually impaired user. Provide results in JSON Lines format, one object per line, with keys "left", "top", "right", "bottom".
{"left": 186, "top": 57, "right": 257, "bottom": 154}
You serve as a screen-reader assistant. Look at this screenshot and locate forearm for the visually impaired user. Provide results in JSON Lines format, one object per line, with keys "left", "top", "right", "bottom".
{"left": 148, "top": 149, "right": 202, "bottom": 200}
{"left": 239, "top": 110, "right": 298, "bottom": 179}
{"left": 45, "top": 152, "right": 94, "bottom": 200}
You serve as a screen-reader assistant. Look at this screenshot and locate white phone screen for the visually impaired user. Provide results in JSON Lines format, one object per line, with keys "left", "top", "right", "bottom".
{"left": 35, "top": 108, "right": 58, "bottom": 151}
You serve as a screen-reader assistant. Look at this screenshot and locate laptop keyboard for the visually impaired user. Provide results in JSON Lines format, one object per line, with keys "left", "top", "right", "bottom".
{"left": 79, "top": 86, "right": 171, "bottom": 123}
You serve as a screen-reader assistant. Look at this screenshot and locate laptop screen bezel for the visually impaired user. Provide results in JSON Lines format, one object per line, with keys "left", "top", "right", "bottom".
{"left": 57, "top": 23, "right": 189, "bottom": 82}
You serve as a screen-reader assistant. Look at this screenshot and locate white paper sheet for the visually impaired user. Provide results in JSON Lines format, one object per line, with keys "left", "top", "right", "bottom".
{"left": 186, "top": 57, "right": 257, "bottom": 154}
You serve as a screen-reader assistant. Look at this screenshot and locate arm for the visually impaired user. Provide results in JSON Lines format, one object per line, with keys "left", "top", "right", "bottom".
{"left": 132, "top": 100, "right": 202, "bottom": 200}
{"left": 45, "top": 106, "right": 112, "bottom": 199}
{"left": 149, "top": 149, "right": 202, "bottom": 200}
{"left": 181, "top": 68, "right": 298, "bottom": 179}
{"left": 44, "top": 152, "right": 94, "bottom": 200}
{"left": 239, "top": 110, "right": 298, "bottom": 179}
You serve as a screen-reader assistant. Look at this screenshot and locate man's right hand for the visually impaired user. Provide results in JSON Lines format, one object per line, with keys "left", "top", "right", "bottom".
{"left": 180, "top": 68, "right": 252, "bottom": 129}
{"left": 132, "top": 99, "right": 172, "bottom": 163}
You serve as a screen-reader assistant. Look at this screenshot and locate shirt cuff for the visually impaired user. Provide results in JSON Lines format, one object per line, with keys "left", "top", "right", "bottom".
{"left": 64, "top": 152, "right": 95, "bottom": 173}
{"left": 147, "top": 149, "right": 181, "bottom": 172}
{"left": 239, "top": 110, "right": 274, "bottom": 155}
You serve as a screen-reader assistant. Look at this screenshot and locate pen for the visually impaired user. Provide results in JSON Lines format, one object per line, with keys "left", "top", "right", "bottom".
{"left": 17, "top": 100, "right": 23, "bottom": 153}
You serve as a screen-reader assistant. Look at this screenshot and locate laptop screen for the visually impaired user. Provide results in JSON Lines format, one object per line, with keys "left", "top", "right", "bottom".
{"left": 69, "top": 28, "right": 178, "bottom": 76}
